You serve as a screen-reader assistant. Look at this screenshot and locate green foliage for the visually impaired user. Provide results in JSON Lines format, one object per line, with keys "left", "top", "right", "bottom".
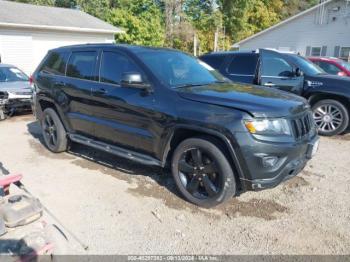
{"left": 12, "top": 0, "right": 55, "bottom": 5}
{"left": 107, "top": 0, "right": 165, "bottom": 47}
{"left": 75, "top": 0, "right": 111, "bottom": 19}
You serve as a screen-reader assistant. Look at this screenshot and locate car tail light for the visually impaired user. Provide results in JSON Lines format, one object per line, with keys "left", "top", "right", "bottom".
{"left": 338, "top": 71, "right": 347, "bottom": 77}
{"left": 29, "top": 75, "right": 33, "bottom": 85}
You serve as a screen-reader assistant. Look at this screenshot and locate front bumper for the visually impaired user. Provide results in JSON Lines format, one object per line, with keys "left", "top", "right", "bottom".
{"left": 4, "top": 98, "right": 32, "bottom": 112}
{"left": 234, "top": 131, "right": 319, "bottom": 191}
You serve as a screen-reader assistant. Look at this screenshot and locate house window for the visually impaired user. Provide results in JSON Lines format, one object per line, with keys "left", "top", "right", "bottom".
{"left": 311, "top": 47, "right": 322, "bottom": 56}
{"left": 340, "top": 47, "right": 350, "bottom": 61}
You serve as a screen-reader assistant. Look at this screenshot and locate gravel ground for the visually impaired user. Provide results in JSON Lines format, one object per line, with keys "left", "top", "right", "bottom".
{"left": 0, "top": 114, "right": 349, "bottom": 255}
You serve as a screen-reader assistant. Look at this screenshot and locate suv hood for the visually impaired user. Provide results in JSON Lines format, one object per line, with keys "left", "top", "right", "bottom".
{"left": 306, "top": 74, "right": 350, "bottom": 87}
{"left": 0, "top": 81, "right": 32, "bottom": 94}
{"left": 177, "top": 83, "right": 308, "bottom": 118}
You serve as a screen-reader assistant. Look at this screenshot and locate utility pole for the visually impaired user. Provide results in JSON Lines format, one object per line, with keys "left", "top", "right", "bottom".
{"left": 214, "top": 28, "right": 219, "bottom": 52}
{"left": 193, "top": 34, "right": 197, "bottom": 56}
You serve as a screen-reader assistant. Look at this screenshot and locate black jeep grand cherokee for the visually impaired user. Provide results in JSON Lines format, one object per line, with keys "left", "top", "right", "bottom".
{"left": 32, "top": 44, "right": 319, "bottom": 207}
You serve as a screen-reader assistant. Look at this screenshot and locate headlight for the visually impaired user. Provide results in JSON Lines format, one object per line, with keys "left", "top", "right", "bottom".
{"left": 244, "top": 119, "right": 291, "bottom": 136}
{"left": 7, "top": 92, "right": 15, "bottom": 99}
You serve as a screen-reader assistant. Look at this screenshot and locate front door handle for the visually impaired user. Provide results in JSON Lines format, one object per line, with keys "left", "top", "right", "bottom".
{"left": 55, "top": 81, "right": 66, "bottom": 86}
{"left": 264, "top": 82, "right": 276, "bottom": 87}
{"left": 94, "top": 88, "right": 107, "bottom": 95}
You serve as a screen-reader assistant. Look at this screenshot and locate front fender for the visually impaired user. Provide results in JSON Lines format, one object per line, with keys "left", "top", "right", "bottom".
{"left": 161, "top": 124, "right": 246, "bottom": 182}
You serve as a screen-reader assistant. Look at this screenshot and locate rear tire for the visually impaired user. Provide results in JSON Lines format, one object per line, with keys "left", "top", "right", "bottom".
{"left": 312, "top": 99, "right": 349, "bottom": 136}
{"left": 171, "top": 137, "right": 236, "bottom": 208}
{"left": 41, "top": 108, "right": 68, "bottom": 153}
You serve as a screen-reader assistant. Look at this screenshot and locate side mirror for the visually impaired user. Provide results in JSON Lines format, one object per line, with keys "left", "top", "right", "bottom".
{"left": 121, "top": 73, "right": 151, "bottom": 91}
{"left": 294, "top": 67, "right": 303, "bottom": 77}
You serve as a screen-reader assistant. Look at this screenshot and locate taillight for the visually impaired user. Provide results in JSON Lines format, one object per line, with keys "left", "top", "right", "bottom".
{"left": 29, "top": 75, "right": 33, "bottom": 85}
{"left": 337, "top": 71, "right": 347, "bottom": 77}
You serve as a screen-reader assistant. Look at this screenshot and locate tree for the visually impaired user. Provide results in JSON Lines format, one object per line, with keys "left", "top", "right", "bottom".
{"left": 282, "top": 0, "right": 319, "bottom": 18}
{"left": 11, "top": 0, "right": 55, "bottom": 5}
{"left": 10, "top": 0, "right": 320, "bottom": 53}
{"left": 107, "top": 0, "right": 165, "bottom": 47}
{"left": 184, "top": 0, "right": 225, "bottom": 53}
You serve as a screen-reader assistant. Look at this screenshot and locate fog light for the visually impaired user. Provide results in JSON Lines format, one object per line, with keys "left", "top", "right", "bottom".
{"left": 262, "top": 156, "right": 279, "bottom": 167}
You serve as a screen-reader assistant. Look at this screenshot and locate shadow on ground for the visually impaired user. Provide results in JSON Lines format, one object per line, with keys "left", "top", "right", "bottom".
{"left": 26, "top": 120, "right": 290, "bottom": 220}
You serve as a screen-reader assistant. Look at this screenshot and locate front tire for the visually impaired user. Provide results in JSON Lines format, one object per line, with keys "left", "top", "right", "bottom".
{"left": 171, "top": 137, "right": 236, "bottom": 208}
{"left": 312, "top": 99, "right": 349, "bottom": 136}
{"left": 41, "top": 108, "right": 68, "bottom": 153}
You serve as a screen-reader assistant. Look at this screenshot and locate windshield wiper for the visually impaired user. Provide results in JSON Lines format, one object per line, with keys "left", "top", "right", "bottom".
{"left": 173, "top": 83, "right": 209, "bottom": 89}
{"left": 174, "top": 81, "right": 227, "bottom": 89}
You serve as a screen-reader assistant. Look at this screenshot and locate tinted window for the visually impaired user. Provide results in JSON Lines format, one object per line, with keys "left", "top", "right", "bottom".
{"left": 66, "top": 51, "right": 97, "bottom": 80}
{"left": 200, "top": 55, "right": 226, "bottom": 69}
{"left": 227, "top": 54, "right": 258, "bottom": 75}
{"left": 317, "top": 61, "right": 341, "bottom": 75}
{"left": 40, "top": 51, "right": 68, "bottom": 75}
{"left": 100, "top": 52, "right": 140, "bottom": 85}
{"left": 262, "top": 52, "right": 293, "bottom": 77}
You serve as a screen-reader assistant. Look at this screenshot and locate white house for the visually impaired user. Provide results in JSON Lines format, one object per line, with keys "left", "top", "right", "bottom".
{"left": 234, "top": 0, "right": 350, "bottom": 61}
{"left": 0, "top": 0, "right": 122, "bottom": 75}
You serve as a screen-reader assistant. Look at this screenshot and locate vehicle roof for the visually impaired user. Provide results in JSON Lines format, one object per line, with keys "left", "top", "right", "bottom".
{"left": 308, "top": 57, "right": 343, "bottom": 62}
{"left": 49, "top": 43, "right": 181, "bottom": 53}
{"left": 0, "top": 64, "right": 17, "bottom": 68}
{"left": 200, "top": 50, "right": 257, "bottom": 57}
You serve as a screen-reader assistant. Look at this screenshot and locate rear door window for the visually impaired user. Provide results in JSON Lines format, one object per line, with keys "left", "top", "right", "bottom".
{"left": 40, "top": 51, "right": 69, "bottom": 76}
{"left": 99, "top": 51, "right": 141, "bottom": 85}
{"left": 66, "top": 51, "right": 97, "bottom": 81}
{"left": 227, "top": 54, "right": 258, "bottom": 75}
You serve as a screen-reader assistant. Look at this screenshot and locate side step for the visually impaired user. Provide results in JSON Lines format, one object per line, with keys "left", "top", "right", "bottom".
{"left": 68, "top": 134, "right": 162, "bottom": 167}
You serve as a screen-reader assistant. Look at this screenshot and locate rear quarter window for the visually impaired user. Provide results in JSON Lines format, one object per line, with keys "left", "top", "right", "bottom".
{"left": 227, "top": 54, "right": 259, "bottom": 75}
{"left": 40, "top": 51, "right": 69, "bottom": 76}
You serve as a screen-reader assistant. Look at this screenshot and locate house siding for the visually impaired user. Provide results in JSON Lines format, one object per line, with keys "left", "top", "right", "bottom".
{"left": 0, "top": 28, "right": 115, "bottom": 74}
{"left": 238, "top": 0, "right": 350, "bottom": 58}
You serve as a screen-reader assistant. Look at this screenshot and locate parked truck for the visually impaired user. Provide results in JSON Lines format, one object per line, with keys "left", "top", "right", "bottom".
{"left": 200, "top": 49, "right": 350, "bottom": 136}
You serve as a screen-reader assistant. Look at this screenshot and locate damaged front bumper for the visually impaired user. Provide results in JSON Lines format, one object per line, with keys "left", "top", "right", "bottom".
{"left": 0, "top": 91, "right": 32, "bottom": 119}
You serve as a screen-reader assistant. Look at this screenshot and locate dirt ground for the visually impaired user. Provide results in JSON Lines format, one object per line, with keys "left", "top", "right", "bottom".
{"left": 0, "top": 114, "right": 349, "bottom": 255}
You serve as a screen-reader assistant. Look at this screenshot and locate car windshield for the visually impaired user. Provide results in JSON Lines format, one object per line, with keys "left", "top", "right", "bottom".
{"left": 340, "top": 61, "right": 350, "bottom": 71}
{"left": 0, "top": 67, "right": 29, "bottom": 83}
{"left": 135, "top": 49, "right": 226, "bottom": 88}
{"left": 287, "top": 55, "right": 326, "bottom": 76}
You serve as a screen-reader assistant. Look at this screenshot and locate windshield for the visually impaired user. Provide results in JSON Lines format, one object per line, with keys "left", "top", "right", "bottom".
{"left": 136, "top": 50, "right": 226, "bottom": 88}
{"left": 0, "top": 67, "right": 29, "bottom": 83}
{"left": 287, "top": 55, "right": 325, "bottom": 76}
{"left": 340, "top": 61, "right": 350, "bottom": 71}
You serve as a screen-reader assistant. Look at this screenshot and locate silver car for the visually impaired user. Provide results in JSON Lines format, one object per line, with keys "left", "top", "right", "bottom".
{"left": 0, "top": 64, "right": 32, "bottom": 120}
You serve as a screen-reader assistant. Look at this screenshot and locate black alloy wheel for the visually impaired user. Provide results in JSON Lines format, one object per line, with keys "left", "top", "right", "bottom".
{"left": 172, "top": 137, "right": 236, "bottom": 208}
{"left": 41, "top": 108, "right": 68, "bottom": 153}
{"left": 178, "top": 148, "right": 220, "bottom": 199}
{"left": 43, "top": 114, "right": 58, "bottom": 148}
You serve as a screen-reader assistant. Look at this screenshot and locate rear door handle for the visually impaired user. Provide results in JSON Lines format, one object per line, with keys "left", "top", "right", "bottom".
{"left": 264, "top": 82, "right": 276, "bottom": 87}
{"left": 94, "top": 88, "right": 107, "bottom": 95}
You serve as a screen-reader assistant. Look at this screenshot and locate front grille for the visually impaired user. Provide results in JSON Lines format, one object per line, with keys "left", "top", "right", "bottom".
{"left": 291, "top": 112, "right": 314, "bottom": 139}
{"left": 0, "top": 91, "right": 8, "bottom": 100}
